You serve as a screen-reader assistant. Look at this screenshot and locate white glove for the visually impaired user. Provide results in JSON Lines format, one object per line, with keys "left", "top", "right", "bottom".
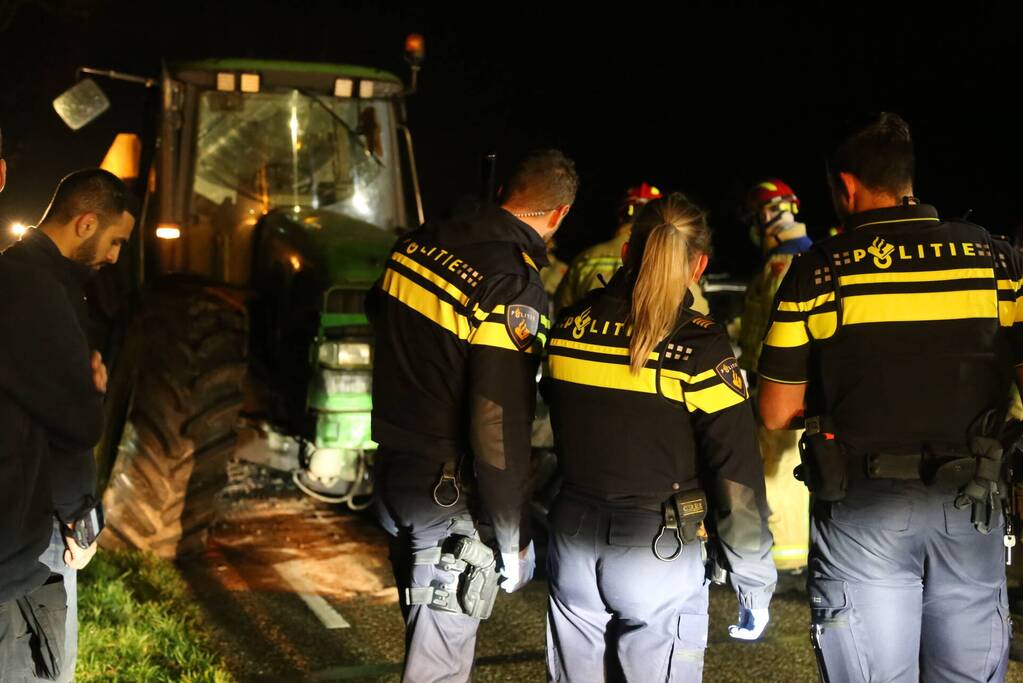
{"left": 728, "top": 605, "right": 769, "bottom": 640}
{"left": 499, "top": 541, "right": 536, "bottom": 593}
{"left": 63, "top": 537, "right": 97, "bottom": 570}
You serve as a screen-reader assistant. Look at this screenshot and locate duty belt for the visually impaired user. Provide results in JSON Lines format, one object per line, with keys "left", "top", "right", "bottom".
{"left": 851, "top": 451, "right": 976, "bottom": 488}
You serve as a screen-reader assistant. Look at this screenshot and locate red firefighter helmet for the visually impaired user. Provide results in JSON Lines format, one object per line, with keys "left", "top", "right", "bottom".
{"left": 619, "top": 182, "right": 663, "bottom": 221}
{"left": 748, "top": 179, "right": 800, "bottom": 215}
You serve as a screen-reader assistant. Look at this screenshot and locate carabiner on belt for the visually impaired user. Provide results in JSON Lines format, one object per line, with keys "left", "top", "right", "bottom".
{"left": 653, "top": 502, "right": 684, "bottom": 562}
{"left": 432, "top": 461, "right": 461, "bottom": 508}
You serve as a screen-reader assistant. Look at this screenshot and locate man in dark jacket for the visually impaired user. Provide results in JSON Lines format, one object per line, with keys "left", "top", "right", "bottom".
{"left": 369, "top": 150, "right": 577, "bottom": 682}
{"left": 0, "top": 168, "right": 132, "bottom": 681}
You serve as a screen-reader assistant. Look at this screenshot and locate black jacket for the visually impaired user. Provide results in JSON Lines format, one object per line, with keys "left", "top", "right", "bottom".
{"left": 4, "top": 229, "right": 99, "bottom": 523}
{"left": 0, "top": 255, "right": 103, "bottom": 603}
{"left": 545, "top": 272, "right": 776, "bottom": 609}
{"left": 759, "top": 204, "right": 1023, "bottom": 455}
{"left": 367, "top": 204, "right": 550, "bottom": 553}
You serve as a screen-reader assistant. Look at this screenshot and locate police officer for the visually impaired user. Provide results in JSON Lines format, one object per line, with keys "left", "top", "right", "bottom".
{"left": 545, "top": 193, "right": 776, "bottom": 682}
{"left": 553, "top": 183, "right": 709, "bottom": 316}
{"left": 739, "top": 179, "right": 814, "bottom": 575}
{"left": 759, "top": 112, "right": 1019, "bottom": 681}
{"left": 368, "top": 150, "right": 578, "bottom": 682}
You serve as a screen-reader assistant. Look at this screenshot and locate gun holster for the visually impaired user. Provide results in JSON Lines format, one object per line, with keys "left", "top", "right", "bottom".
{"left": 406, "top": 530, "right": 501, "bottom": 620}
{"left": 796, "top": 416, "right": 847, "bottom": 502}
{"left": 450, "top": 536, "right": 501, "bottom": 620}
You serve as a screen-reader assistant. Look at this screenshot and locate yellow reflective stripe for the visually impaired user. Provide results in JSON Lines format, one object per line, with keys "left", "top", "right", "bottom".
{"left": 808, "top": 311, "right": 838, "bottom": 340}
{"left": 469, "top": 320, "right": 539, "bottom": 353}
{"left": 383, "top": 269, "right": 472, "bottom": 339}
{"left": 541, "top": 314, "right": 551, "bottom": 327}
{"left": 998, "top": 279, "right": 1023, "bottom": 291}
{"left": 551, "top": 338, "right": 629, "bottom": 357}
{"left": 549, "top": 339, "right": 716, "bottom": 383}
{"left": 548, "top": 355, "right": 684, "bottom": 401}
{"left": 758, "top": 374, "right": 808, "bottom": 386}
{"left": 663, "top": 368, "right": 717, "bottom": 384}
{"left": 839, "top": 267, "right": 995, "bottom": 287}
{"left": 842, "top": 290, "right": 996, "bottom": 325}
{"left": 472, "top": 306, "right": 489, "bottom": 323}
{"left": 764, "top": 321, "right": 809, "bottom": 348}
{"left": 684, "top": 383, "right": 745, "bottom": 414}
{"left": 999, "top": 301, "right": 1023, "bottom": 327}
{"left": 771, "top": 547, "right": 809, "bottom": 559}
{"left": 777, "top": 292, "right": 835, "bottom": 313}
{"left": 391, "top": 252, "right": 470, "bottom": 307}
{"left": 853, "top": 217, "right": 941, "bottom": 230}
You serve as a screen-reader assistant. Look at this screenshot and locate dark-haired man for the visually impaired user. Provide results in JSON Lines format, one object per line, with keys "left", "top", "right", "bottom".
{"left": 759, "top": 113, "right": 1019, "bottom": 681}
{"left": 2, "top": 168, "right": 135, "bottom": 682}
{"left": 369, "top": 150, "right": 577, "bottom": 682}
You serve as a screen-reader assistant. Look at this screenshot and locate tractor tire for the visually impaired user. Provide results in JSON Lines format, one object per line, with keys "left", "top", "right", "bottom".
{"left": 101, "top": 285, "right": 248, "bottom": 558}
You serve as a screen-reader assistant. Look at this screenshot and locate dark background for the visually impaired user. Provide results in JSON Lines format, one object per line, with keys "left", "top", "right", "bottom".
{"left": 0, "top": 1, "right": 1019, "bottom": 276}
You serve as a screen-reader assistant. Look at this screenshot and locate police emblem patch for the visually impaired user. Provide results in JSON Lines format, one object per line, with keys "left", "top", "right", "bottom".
{"left": 714, "top": 357, "right": 748, "bottom": 398}
{"left": 506, "top": 304, "right": 540, "bottom": 351}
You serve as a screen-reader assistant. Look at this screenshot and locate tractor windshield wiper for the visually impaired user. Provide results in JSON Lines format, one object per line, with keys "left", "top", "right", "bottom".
{"left": 299, "top": 89, "right": 384, "bottom": 168}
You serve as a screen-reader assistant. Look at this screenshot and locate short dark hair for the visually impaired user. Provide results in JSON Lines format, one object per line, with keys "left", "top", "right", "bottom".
{"left": 40, "top": 169, "right": 136, "bottom": 226}
{"left": 503, "top": 149, "right": 579, "bottom": 210}
{"left": 827, "top": 112, "right": 914, "bottom": 196}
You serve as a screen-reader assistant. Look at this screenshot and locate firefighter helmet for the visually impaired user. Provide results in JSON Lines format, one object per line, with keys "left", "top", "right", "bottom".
{"left": 748, "top": 179, "right": 800, "bottom": 216}
{"left": 619, "top": 182, "right": 663, "bottom": 222}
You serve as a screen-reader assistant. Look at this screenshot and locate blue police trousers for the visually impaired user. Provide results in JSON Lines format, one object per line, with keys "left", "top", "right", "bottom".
{"left": 546, "top": 495, "right": 709, "bottom": 682}
{"left": 809, "top": 479, "right": 1010, "bottom": 683}
{"left": 375, "top": 449, "right": 480, "bottom": 683}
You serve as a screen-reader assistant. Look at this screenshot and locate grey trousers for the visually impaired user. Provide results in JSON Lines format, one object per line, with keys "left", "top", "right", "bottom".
{"left": 375, "top": 449, "right": 480, "bottom": 683}
{"left": 810, "top": 479, "right": 1010, "bottom": 683}
{"left": 546, "top": 495, "right": 709, "bottom": 683}
{"left": 32, "top": 523, "right": 76, "bottom": 683}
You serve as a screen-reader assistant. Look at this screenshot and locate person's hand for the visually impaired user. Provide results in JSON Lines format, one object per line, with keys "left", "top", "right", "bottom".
{"left": 91, "top": 351, "right": 108, "bottom": 394}
{"left": 499, "top": 541, "right": 536, "bottom": 593}
{"left": 62, "top": 536, "right": 98, "bottom": 570}
{"left": 728, "top": 605, "right": 769, "bottom": 640}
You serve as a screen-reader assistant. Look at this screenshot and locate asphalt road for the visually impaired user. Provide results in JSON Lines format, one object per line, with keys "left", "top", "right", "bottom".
{"left": 180, "top": 463, "right": 1023, "bottom": 682}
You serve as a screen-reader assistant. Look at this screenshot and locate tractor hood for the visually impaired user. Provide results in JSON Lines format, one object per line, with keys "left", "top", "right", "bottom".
{"left": 257, "top": 209, "right": 395, "bottom": 290}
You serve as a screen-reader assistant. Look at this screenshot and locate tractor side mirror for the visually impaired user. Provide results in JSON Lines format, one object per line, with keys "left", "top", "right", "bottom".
{"left": 53, "top": 78, "right": 111, "bottom": 130}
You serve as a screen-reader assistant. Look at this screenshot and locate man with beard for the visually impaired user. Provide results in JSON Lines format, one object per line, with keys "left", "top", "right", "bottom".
{"left": 2, "top": 168, "right": 135, "bottom": 682}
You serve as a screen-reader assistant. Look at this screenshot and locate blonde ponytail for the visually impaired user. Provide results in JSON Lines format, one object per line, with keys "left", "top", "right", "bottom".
{"left": 626, "top": 194, "right": 712, "bottom": 375}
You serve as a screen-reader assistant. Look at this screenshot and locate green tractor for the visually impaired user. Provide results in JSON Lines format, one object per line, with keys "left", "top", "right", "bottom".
{"left": 54, "top": 42, "right": 427, "bottom": 557}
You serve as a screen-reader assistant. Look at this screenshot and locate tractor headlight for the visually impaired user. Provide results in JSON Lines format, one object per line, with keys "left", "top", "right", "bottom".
{"left": 318, "top": 341, "right": 371, "bottom": 369}
{"left": 322, "top": 369, "right": 372, "bottom": 395}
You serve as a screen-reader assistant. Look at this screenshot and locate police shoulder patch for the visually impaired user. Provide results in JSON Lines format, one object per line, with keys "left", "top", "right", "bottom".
{"left": 714, "top": 357, "right": 748, "bottom": 398}
{"left": 506, "top": 304, "right": 540, "bottom": 351}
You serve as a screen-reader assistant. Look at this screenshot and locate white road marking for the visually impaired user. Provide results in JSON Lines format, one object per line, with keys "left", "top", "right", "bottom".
{"left": 274, "top": 563, "right": 351, "bottom": 629}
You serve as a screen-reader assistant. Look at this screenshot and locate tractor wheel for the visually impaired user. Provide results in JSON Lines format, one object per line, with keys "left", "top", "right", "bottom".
{"left": 101, "top": 285, "right": 248, "bottom": 558}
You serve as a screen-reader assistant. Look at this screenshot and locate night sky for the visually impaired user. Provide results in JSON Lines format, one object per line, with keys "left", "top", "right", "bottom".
{"left": 0, "top": 1, "right": 1019, "bottom": 276}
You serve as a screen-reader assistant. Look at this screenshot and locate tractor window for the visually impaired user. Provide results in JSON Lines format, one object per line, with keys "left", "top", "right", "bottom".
{"left": 192, "top": 89, "right": 399, "bottom": 231}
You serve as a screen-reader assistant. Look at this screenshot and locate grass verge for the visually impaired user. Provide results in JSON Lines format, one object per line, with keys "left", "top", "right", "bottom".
{"left": 76, "top": 549, "right": 234, "bottom": 682}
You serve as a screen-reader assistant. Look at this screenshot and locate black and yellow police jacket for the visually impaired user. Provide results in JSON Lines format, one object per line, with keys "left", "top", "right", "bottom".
{"left": 368, "top": 203, "right": 550, "bottom": 554}
{"left": 759, "top": 202, "right": 1023, "bottom": 455}
{"left": 545, "top": 272, "right": 776, "bottom": 609}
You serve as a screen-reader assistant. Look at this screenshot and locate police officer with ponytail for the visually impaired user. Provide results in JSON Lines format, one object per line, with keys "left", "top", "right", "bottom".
{"left": 544, "top": 193, "right": 777, "bottom": 682}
